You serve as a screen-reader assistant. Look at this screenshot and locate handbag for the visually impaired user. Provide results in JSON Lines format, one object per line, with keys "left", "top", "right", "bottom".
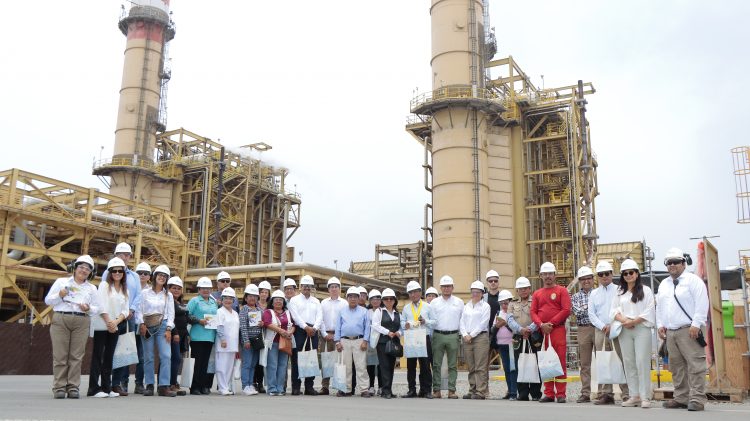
{"left": 516, "top": 338, "right": 541, "bottom": 383}
{"left": 594, "top": 338, "right": 626, "bottom": 384}
{"left": 332, "top": 352, "right": 348, "bottom": 392}
{"left": 404, "top": 328, "right": 427, "bottom": 358}
{"left": 181, "top": 345, "right": 195, "bottom": 386}
{"left": 321, "top": 349, "right": 337, "bottom": 378}
{"left": 271, "top": 310, "right": 293, "bottom": 355}
{"left": 249, "top": 335, "right": 265, "bottom": 351}
{"left": 537, "top": 334, "right": 564, "bottom": 380}
{"left": 112, "top": 322, "right": 139, "bottom": 369}
{"left": 296, "top": 337, "right": 321, "bottom": 379}
{"left": 385, "top": 337, "right": 403, "bottom": 358}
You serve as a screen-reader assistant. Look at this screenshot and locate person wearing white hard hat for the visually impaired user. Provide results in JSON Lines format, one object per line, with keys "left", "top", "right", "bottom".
{"left": 507, "top": 276, "right": 542, "bottom": 401}
{"left": 357, "top": 286, "right": 368, "bottom": 307}
{"left": 656, "top": 247, "right": 708, "bottom": 411}
{"left": 87, "top": 257, "right": 130, "bottom": 398}
{"left": 186, "top": 277, "right": 218, "bottom": 395}
{"left": 212, "top": 271, "right": 239, "bottom": 312}
{"left": 214, "top": 287, "right": 240, "bottom": 395}
{"left": 400, "top": 280, "right": 435, "bottom": 399}
{"left": 166, "top": 277, "right": 188, "bottom": 396}
{"left": 430, "top": 275, "right": 464, "bottom": 399}
{"left": 107, "top": 244, "right": 141, "bottom": 396}
{"left": 610, "top": 259, "right": 655, "bottom": 408}
{"left": 283, "top": 278, "right": 298, "bottom": 302}
{"left": 531, "top": 262, "right": 571, "bottom": 403}
{"left": 460, "top": 281, "right": 491, "bottom": 399}
{"left": 288, "top": 274, "right": 323, "bottom": 395}
{"left": 318, "top": 276, "right": 347, "bottom": 395}
{"left": 239, "top": 284, "right": 264, "bottom": 396}
{"left": 371, "top": 288, "right": 401, "bottom": 399}
{"left": 253, "top": 280, "right": 272, "bottom": 393}
{"left": 45, "top": 255, "right": 100, "bottom": 399}
{"left": 483, "top": 270, "right": 503, "bottom": 373}
{"left": 334, "top": 286, "right": 372, "bottom": 397}
{"left": 494, "top": 289, "right": 518, "bottom": 400}
{"left": 365, "top": 289, "right": 383, "bottom": 395}
{"left": 135, "top": 264, "right": 176, "bottom": 397}
{"left": 570, "top": 266, "right": 596, "bottom": 403}
{"left": 262, "top": 290, "right": 296, "bottom": 396}
{"left": 425, "top": 287, "right": 439, "bottom": 303}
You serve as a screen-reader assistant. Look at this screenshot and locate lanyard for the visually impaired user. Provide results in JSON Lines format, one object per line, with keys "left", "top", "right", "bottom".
{"left": 410, "top": 300, "right": 423, "bottom": 322}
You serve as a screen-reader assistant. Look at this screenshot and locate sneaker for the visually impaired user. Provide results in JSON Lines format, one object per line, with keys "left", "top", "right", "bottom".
{"left": 67, "top": 389, "right": 80, "bottom": 399}
{"left": 220, "top": 389, "right": 233, "bottom": 396}
{"left": 576, "top": 395, "right": 591, "bottom": 403}
{"left": 368, "top": 387, "right": 376, "bottom": 395}
{"left": 447, "top": 391, "right": 458, "bottom": 399}
{"left": 641, "top": 400, "right": 651, "bottom": 408}
{"left": 687, "top": 402, "right": 704, "bottom": 411}
{"left": 109, "top": 391, "right": 120, "bottom": 398}
{"left": 243, "top": 386, "right": 253, "bottom": 396}
{"left": 53, "top": 390, "right": 66, "bottom": 399}
{"left": 621, "top": 397, "right": 642, "bottom": 407}
{"left": 663, "top": 399, "right": 688, "bottom": 409}
{"left": 248, "top": 386, "right": 258, "bottom": 396}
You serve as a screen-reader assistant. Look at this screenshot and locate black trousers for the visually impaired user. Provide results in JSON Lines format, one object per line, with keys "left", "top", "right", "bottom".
{"left": 515, "top": 341, "right": 542, "bottom": 399}
{"left": 254, "top": 359, "right": 264, "bottom": 389}
{"left": 406, "top": 335, "right": 432, "bottom": 393}
{"left": 291, "top": 328, "right": 318, "bottom": 391}
{"left": 367, "top": 364, "right": 381, "bottom": 388}
{"left": 376, "top": 342, "right": 396, "bottom": 393}
{"left": 190, "top": 341, "right": 214, "bottom": 391}
{"left": 88, "top": 330, "right": 119, "bottom": 394}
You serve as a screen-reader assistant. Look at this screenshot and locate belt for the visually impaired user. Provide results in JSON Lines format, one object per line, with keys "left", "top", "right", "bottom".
{"left": 577, "top": 323, "right": 593, "bottom": 327}
{"left": 434, "top": 329, "right": 458, "bottom": 335}
{"left": 668, "top": 325, "right": 691, "bottom": 331}
{"left": 342, "top": 335, "right": 363, "bottom": 340}
{"left": 326, "top": 330, "right": 335, "bottom": 334}
{"left": 58, "top": 311, "right": 87, "bottom": 317}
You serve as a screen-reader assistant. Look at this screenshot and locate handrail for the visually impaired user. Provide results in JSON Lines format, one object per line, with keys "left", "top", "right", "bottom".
{"left": 410, "top": 85, "right": 503, "bottom": 110}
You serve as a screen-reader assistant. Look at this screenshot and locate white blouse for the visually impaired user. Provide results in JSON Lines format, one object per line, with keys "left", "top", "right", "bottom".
{"left": 92, "top": 280, "right": 129, "bottom": 332}
{"left": 135, "top": 287, "right": 175, "bottom": 329}
{"left": 610, "top": 285, "right": 655, "bottom": 328}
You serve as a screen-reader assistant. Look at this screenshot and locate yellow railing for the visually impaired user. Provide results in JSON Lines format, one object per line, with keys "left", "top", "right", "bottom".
{"left": 410, "top": 85, "right": 502, "bottom": 110}
{"left": 93, "top": 157, "right": 156, "bottom": 171}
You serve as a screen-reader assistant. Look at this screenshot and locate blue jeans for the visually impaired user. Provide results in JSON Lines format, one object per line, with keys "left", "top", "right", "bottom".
{"left": 241, "top": 346, "right": 260, "bottom": 389}
{"left": 112, "top": 318, "right": 144, "bottom": 389}
{"left": 499, "top": 344, "right": 518, "bottom": 397}
{"left": 142, "top": 320, "right": 171, "bottom": 387}
{"left": 265, "top": 343, "right": 288, "bottom": 394}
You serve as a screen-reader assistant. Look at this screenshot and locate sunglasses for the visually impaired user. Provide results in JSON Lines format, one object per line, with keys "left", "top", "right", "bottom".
{"left": 621, "top": 270, "right": 637, "bottom": 277}
{"left": 137, "top": 271, "right": 151, "bottom": 276}
{"left": 487, "top": 279, "right": 499, "bottom": 283}
{"left": 666, "top": 259, "right": 684, "bottom": 266}
{"left": 218, "top": 280, "right": 230, "bottom": 283}
{"left": 383, "top": 297, "right": 395, "bottom": 301}
{"left": 597, "top": 271, "right": 612, "bottom": 277}
{"left": 110, "top": 269, "right": 124, "bottom": 274}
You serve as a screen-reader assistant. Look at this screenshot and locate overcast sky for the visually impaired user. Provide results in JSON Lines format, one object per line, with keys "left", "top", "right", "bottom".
{"left": 1, "top": 1, "right": 748, "bottom": 273}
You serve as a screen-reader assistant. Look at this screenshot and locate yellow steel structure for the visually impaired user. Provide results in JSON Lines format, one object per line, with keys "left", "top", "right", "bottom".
{"left": 350, "top": 242, "right": 428, "bottom": 288}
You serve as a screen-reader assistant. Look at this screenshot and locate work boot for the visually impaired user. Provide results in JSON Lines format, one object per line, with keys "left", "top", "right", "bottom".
{"left": 401, "top": 390, "right": 417, "bottom": 398}
{"left": 112, "top": 386, "right": 128, "bottom": 397}
{"left": 143, "top": 385, "right": 154, "bottom": 396}
{"left": 134, "top": 384, "right": 145, "bottom": 395}
{"left": 576, "top": 395, "right": 591, "bottom": 403}
{"left": 462, "top": 393, "right": 473, "bottom": 399}
{"left": 318, "top": 387, "right": 329, "bottom": 396}
{"left": 687, "top": 402, "right": 704, "bottom": 411}
{"left": 663, "top": 400, "right": 688, "bottom": 409}
{"left": 594, "top": 395, "right": 614, "bottom": 405}
{"left": 447, "top": 391, "right": 458, "bottom": 399}
{"left": 539, "top": 396, "right": 555, "bottom": 403}
{"left": 170, "top": 385, "right": 186, "bottom": 396}
{"left": 157, "top": 386, "right": 176, "bottom": 397}
{"left": 66, "top": 389, "right": 80, "bottom": 399}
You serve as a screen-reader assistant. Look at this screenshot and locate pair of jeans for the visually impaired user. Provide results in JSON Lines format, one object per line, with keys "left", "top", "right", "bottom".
{"left": 88, "top": 330, "right": 119, "bottom": 394}
{"left": 169, "top": 335, "right": 186, "bottom": 386}
{"left": 265, "top": 342, "right": 288, "bottom": 394}
{"left": 241, "top": 346, "right": 260, "bottom": 388}
{"left": 142, "top": 320, "right": 171, "bottom": 387}
{"left": 498, "top": 343, "right": 518, "bottom": 397}
{"left": 112, "top": 319, "right": 144, "bottom": 389}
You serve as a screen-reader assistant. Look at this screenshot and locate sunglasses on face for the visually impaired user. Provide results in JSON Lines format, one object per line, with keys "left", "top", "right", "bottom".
{"left": 137, "top": 271, "right": 150, "bottom": 276}
{"left": 218, "top": 280, "right": 230, "bottom": 283}
{"left": 110, "top": 269, "right": 124, "bottom": 274}
{"left": 487, "top": 279, "right": 499, "bottom": 283}
{"left": 383, "top": 297, "right": 395, "bottom": 301}
{"left": 597, "top": 271, "right": 611, "bottom": 277}
{"left": 622, "top": 270, "right": 637, "bottom": 277}
{"left": 666, "top": 259, "right": 684, "bottom": 266}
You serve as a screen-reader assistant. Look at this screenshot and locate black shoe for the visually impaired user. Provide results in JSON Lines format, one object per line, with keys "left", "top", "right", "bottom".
{"left": 292, "top": 389, "right": 301, "bottom": 396}
{"left": 517, "top": 395, "right": 530, "bottom": 401}
{"left": 502, "top": 393, "right": 511, "bottom": 400}
{"left": 67, "top": 389, "right": 80, "bottom": 399}
{"left": 539, "top": 396, "right": 555, "bottom": 403}
{"left": 556, "top": 397, "right": 566, "bottom": 403}
{"left": 401, "top": 390, "right": 417, "bottom": 398}
{"left": 190, "top": 389, "right": 201, "bottom": 395}
{"left": 53, "top": 390, "right": 66, "bottom": 399}
{"left": 336, "top": 391, "right": 349, "bottom": 397}
{"left": 256, "top": 384, "right": 266, "bottom": 394}
{"left": 133, "top": 384, "right": 145, "bottom": 395}
{"left": 463, "top": 393, "right": 473, "bottom": 399}
{"left": 304, "top": 389, "right": 318, "bottom": 396}
{"left": 86, "top": 388, "right": 97, "bottom": 397}
{"left": 424, "top": 392, "right": 433, "bottom": 399}
{"left": 200, "top": 388, "right": 210, "bottom": 395}
{"left": 143, "top": 385, "right": 154, "bottom": 397}
{"left": 509, "top": 396, "right": 517, "bottom": 401}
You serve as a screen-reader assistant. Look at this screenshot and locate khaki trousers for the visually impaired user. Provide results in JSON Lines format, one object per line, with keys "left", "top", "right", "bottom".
{"left": 341, "top": 338, "right": 368, "bottom": 394}
{"left": 50, "top": 312, "right": 91, "bottom": 392}
{"left": 319, "top": 332, "right": 336, "bottom": 388}
{"left": 594, "top": 329, "right": 629, "bottom": 399}
{"left": 577, "top": 325, "right": 595, "bottom": 396}
{"left": 667, "top": 326, "right": 707, "bottom": 405}
{"left": 464, "top": 332, "right": 490, "bottom": 397}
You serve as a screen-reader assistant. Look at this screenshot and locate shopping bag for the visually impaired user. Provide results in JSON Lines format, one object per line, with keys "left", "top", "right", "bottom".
{"left": 404, "top": 328, "right": 427, "bottom": 358}
{"left": 537, "top": 334, "right": 564, "bottom": 380}
{"left": 297, "top": 337, "right": 321, "bottom": 379}
{"left": 112, "top": 324, "right": 139, "bottom": 369}
{"left": 516, "top": 339, "right": 541, "bottom": 383}
{"left": 233, "top": 357, "right": 241, "bottom": 380}
{"left": 279, "top": 335, "right": 293, "bottom": 356}
{"left": 595, "top": 339, "right": 626, "bottom": 384}
{"left": 207, "top": 343, "right": 217, "bottom": 374}
{"left": 366, "top": 346, "right": 379, "bottom": 365}
{"left": 332, "top": 352, "right": 348, "bottom": 392}
{"left": 321, "top": 350, "right": 337, "bottom": 378}
{"left": 180, "top": 356, "right": 195, "bottom": 386}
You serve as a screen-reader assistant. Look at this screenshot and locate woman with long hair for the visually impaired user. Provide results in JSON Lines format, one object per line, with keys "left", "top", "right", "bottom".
{"left": 365, "top": 289, "right": 383, "bottom": 395}
{"left": 254, "top": 280, "right": 272, "bottom": 393}
{"left": 239, "top": 284, "right": 264, "bottom": 395}
{"left": 167, "top": 276, "right": 188, "bottom": 396}
{"left": 371, "top": 288, "right": 400, "bottom": 399}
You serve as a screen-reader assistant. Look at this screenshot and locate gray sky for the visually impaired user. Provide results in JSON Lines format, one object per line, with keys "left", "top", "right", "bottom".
{"left": 1, "top": 1, "right": 748, "bottom": 273}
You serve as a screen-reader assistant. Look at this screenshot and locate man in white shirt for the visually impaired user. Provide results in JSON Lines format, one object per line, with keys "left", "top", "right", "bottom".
{"left": 319, "top": 277, "right": 347, "bottom": 395}
{"left": 400, "top": 281, "right": 435, "bottom": 399}
{"left": 288, "top": 275, "right": 322, "bottom": 396}
{"left": 656, "top": 247, "right": 709, "bottom": 411}
{"left": 460, "top": 280, "right": 491, "bottom": 399}
{"left": 430, "top": 275, "right": 464, "bottom": 399}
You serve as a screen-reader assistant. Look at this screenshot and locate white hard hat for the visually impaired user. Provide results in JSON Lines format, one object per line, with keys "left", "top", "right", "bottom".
{"left": 327, "top": 277, "right": 341, "bottom": 287}
{"left": 221, "top": 287, "right": 236, "bottom": 298}
{"left": 620, "top": 259, "right": 640, "bottom": 272}
{"left": 114, "top": 242, "right": 132, "bottom": 255}
{"left": 485, "top": 269, "right": 500, "bottom": 280}
{"left": 300, "top": 275, "right": 314, "bottom": 286}
{"left": 107, "top": 257, "right": 126, "bottom": 270}
{"left": 358, "top": 286, "right": 368, "bottom": 295}
{"left": 664, "top": 247, "right": 685, "bottom": 261}
{"left": 540, "top": 262, "right": 556, "bottom": 273}
{"left": 283, "top": 278, "right": 297, "bottom": 288}
{"left": 382, "top": 288, "right": 396, "bottom": 298}
{"left": 498, "top": 289, "right": 513, "bottom": 301}
{"left": 406, "top": 281, "right": 422, "bottom": 293}
{"left": 153, "top": 265, "right": 170, "bottom": 277}
{"left": 346, "top": 287, "right": 360, "bottom": 296}
{"left": 577, "top": 266, "right": 594, "bottom": 278}
{"left": 167, "top": 276, "right": 183, "bottom": 288}
{"left": 74, "top": 255, "right": 95, "bottom": 270}
{"left": 216, "top": 271, "right": 231, "bottom": 281}
{"left": 196, "top": 277, "right": 212, "bottom": 288}
{"left": 368, "top": 289, "right": 382, "bottom": 299}
{"left": 244, "top": 284, "right": 260, "bottom": 296}
{"left": 425, "top": 287, "right": 439, "bottom": 296}
{"left": 515, "top": 277, "right": 531, "bottom": 289}
{"left": 135, "top": 262, "right": 151, "bottom": 273}
{"left": 270, "top": 290, "right": 285, "bottom": 299}
{"left": 258, "top": 280, "right": 272, "bottom": 290}
{"left": 470, "top": 280, "right": 485, "bottom": 291}
{"left": 595, "top": 261, "right": 613, "bottom": 273}
{"left": 439, "top": 275, "right": 454, "bottom": 286}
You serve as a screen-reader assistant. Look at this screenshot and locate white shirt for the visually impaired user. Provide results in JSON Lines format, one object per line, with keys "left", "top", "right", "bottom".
{"left": 92, "top": 280, "right": 129, "bottom": 331}
{"left": 610, "top": 285, "right": 656, "bottom": 328}
{"left": 430, "top": 295, "right": 464, "bottom": 331}
{"left": 135, "top": 287, "right": 175, "bottom": 329}
{"left": 460, "top": 300, "right": 491, "bottom": 338}
{"left": 371, "top": 307, "right": 401, "bottom": 336}
{"left": 588, "top": 283, "right": 619, "bottom": 330}
{"left": 656, "top": 271, "right": 709, "bottom": 330}
{"left": 215, "top": 306, "right": 240, "bottom": 353}
{"left": 320, "top": 296, "right": 348, "bottom": 333}
{"left": 45, "top": 276, "right": 100, "bottom": 315}
{"left": 288, "top": 293, "right": 323, "bottom": 330}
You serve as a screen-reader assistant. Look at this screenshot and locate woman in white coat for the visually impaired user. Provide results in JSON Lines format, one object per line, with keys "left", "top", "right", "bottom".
{"left": 215, "top": 287, "right": 240, "bottom": 395}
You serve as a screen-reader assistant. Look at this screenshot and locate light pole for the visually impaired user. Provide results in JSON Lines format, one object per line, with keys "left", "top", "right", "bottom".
{"left": 334, "top": 259, "right": 338, "bottom": 271}
{"left": 299, "top": 251, "right": 303, "bottom": 262}
{"left": 279, "top": 193, "right": 289, "bottom": 285}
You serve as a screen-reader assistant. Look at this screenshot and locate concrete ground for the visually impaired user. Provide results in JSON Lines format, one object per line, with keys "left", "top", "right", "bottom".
{"left": 2, "top": 370, "right": 748, "bottom": 421}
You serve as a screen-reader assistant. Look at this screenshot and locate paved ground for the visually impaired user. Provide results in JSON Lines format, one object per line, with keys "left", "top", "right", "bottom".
{"left": 2, "top": 371, "right": 748, "bottom": 421}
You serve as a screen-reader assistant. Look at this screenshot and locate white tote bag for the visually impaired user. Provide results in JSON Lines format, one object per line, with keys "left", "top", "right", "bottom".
{"left": 595, "top": 339, "right": 626, "bottom": 384}
{"left": 332, "top": 352, "right": 348, "bottom": 392}
{"left": 537, "top": 334, "right": 564, "bottom": 381}
{"left": 516, "top": 339, "right": 541, "bottom": 383}
{"left": 112, "top": 324, "right": 139, "bottom": 369}
{"left": 297, "top": 337, "right": 321, "bottom": 379}
{"left": 180, "top": 354, "right": 195, "bottom": 387}
{"left": 321, "top": 349, "right": 337, "bottom": 379}
{"left": 404, "top": 328, "right": 428, "bottom": 358}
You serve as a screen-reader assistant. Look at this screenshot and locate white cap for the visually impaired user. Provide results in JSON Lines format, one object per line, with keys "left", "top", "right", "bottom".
{"left": 425, "top": 287, "right": 439, "bottom": 296}
{"left": 368, "top": 289, "right": 382, "bottom": 299}
{"left": 221, "top": 287, "right": 236, "bottom": 298}
{"left": 74, "top": 255, "right": 95, "bottom": 270}
{"left": 358, "top": 286, "right": 368, "bottom": 295}
{"left": 327, "top": 277, "right": 341, "bottom": 287}
{"left": 107, "top": 257, "right": 126, "bottom": 270}
{"left": 135, "top": 262, "right": 151, "bottom": 273}
{"left": 470, "top": 280, "right": 485, "bottom": 291}
{"left": 346, "top": 287, "right": 360, "bottom": 296}
{"left": 283, "top": 278, "right": 297, "bottom": 288}
{"left": 300, "top": 275, "right": 314, "bottom": 286}
{"left": 498, "top": 290, "right": 513, "bottom": 301}
{"left": 271, "top": 290, "right": 285, "bottom": 300}
{"left": 217, "top": 271, "right": 231, "bottom": 281}
{"left": 540, "top": 262, "right": 556, "bottom": 273}
{"left": 485, "top": 269, "right": 500, "bottom": 280}
{"left": 595, "top": 261, "right": 613, "bottom": 273}
{"left": 244, "top": 284, "right": 259, "bottom": 295}
{"left": 620, "top": 259, "right": 640, "bottom": 272}
{"left": 114, "top": 242, "right": 132, "bottom": 255}
{"left": 167, "top": 276, "right": 183, "bottom": 288}
{"left": 577, "top": 266, "right": 594, "bottom": 278}
{"left": 439, "top": 275, "right": 454, "bottom": 286}
{"left": 515, "top": 277, "right": 531, "bottom": 288}
{"left": 382, "top": 288, "right": 396, "bottom": 298}
{"left": 406, "top": 281, "right": 422, "bottom": 293}
{"left": 153, "top": 265, "right": 170, "bottom": 277}
{"left": 664, "top": 247, "right": 685, "bottom": 261}
{"left": 196, "top": 277, "right": 212, "bottom": 288}
{"left": 258, "top": 280, "right": 272, "bottom": 290}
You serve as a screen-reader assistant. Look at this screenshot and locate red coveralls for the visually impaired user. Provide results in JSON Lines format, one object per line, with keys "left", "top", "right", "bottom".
{"left": 531, "top": 285, "right": 571, "bottom": 398}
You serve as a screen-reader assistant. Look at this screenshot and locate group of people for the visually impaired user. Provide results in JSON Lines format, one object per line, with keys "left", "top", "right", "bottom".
{"left": 45, "top": 243, "right": 710, "bottom": 411}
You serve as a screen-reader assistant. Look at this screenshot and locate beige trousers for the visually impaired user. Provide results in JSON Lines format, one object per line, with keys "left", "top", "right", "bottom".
{"left": 667, "top": 326, "right": 707, "bottom": 405}
{"left": 577, "top": 325, "right": 595, "bottom": 396}
{"left": 341, "top": 338, "right": 368, "bottom": 394}
{"left": 464, "top": 332, "right": 490, "bottom": 397}
{"left": 594, "top": 329, "right": 629, "bottom": 399}
{"left": 50, "top": 312, "right": 91, "bottom": 392}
